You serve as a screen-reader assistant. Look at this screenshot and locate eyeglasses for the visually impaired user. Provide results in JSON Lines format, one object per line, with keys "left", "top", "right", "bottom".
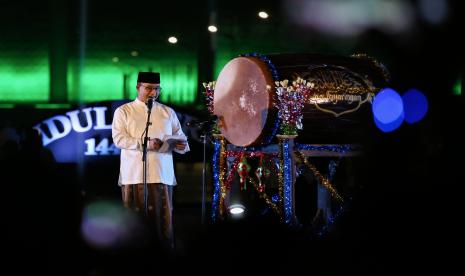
{"left": 140, "top": 84, "right": 162, "bottom": 92}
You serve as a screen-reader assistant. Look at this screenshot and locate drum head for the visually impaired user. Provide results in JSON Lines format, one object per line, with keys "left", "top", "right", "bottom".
{"left": 214, "top": 57, "right": 274, "bottom": 147}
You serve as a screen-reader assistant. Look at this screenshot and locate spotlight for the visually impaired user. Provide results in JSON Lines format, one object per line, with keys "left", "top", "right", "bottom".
{"left": 208, "top": 25, "right": 218, "bottom": 33}
{"left": 229, "top": 204, "right": 246, "bottom": 216}
{"left": 168, "top": 36, "right": 178, "bottom": 44}
{"left": 258, "top": 11, "right": 269, "bottom": 19}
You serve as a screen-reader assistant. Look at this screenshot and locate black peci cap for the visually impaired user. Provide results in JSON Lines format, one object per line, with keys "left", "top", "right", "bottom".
{"left": 137, "top": 72, "right": 160, "bottom": 84}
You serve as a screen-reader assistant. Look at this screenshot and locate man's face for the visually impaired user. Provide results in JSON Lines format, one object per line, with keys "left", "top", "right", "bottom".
{"left": 137, "top": 82, "right": 161, "bottom": 102}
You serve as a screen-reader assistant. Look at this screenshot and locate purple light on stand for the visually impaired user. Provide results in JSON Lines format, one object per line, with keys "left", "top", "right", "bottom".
{"left": 372, "top": 88, "right": 404, "bottom": 132}
{"left": 402, "top": 88, "right": 428, "bottom": 124}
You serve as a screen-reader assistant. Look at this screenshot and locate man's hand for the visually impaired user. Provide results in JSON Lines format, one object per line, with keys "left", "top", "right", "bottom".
{"left": 149, "top": 138, "right": 162, "bottom": 151}
{"left": 175, "top": 141, "right": 187, "bottom": 151}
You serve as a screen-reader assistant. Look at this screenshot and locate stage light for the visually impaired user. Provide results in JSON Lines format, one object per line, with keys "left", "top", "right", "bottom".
{"left": 112, "top": 57, "right": 119, "bottom": 63}
{"left": 258, "top": 11, "right": 269, "bottom": 19}
{"left": 168, "top": 36, "right": 178, "bottom": 44}
{"left": 229, "top": 204, "right": 246, "bottom": 216}
{"left": 208, "top": 25, "right": 218, "bottom": 33}
{"left": 130, "top": 50, "right": 138, "bottom": 57}
{"left": 402, "top": 88, "right": 428, "bottom": 124}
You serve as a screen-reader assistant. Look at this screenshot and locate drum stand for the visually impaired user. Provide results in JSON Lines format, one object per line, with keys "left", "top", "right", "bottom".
{"left": 211, "top": 134, "right": 361, "bottom": 229}
{"left": 200, "top": 132, "right": 208, "bottom": 225}
{"left": 210, "top": 135, "right": 299, "bottom": 225}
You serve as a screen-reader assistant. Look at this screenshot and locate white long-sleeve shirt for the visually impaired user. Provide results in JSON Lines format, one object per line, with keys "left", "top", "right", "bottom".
{"left": 112, "top": 98, "right": 189, "bottom": 185}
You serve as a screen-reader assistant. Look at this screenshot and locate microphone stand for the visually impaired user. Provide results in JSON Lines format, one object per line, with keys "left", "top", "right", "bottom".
{"left": 194, "top": 121, "right": 212, "bottom": 225}
{"left": 187, "top": 117, "right": 216, "bottom": 225}
{"left": 201, "top": 131, "right": 207, "bottom": 225}
{"left": 142, "top": 102, "right": 153, "bottom": 217}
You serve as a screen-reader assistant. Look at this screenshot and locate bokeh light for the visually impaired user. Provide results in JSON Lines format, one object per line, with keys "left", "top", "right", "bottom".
{"left": 402, "top": 88, "right": 428, "bottom": 124}
{"left": 372, "top": 87, "right": 404, "bottom": 132}
{"left": 81, "top": 200, "right": 147, "bottom": 249}
{"left": 208, "top": 25, "right": 218, "bottom": 33}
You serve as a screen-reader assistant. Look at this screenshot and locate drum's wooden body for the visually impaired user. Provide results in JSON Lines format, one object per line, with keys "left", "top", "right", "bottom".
{"left": 213, "top": 53, "right": 389, "bottom": 147}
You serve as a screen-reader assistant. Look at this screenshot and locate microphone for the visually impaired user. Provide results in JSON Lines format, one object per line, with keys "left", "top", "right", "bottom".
{"left": 186, "top": 115, "right": 218, "bottom": 127}
{"left": 146, "top": 96, "right": 155, "bottom": 109}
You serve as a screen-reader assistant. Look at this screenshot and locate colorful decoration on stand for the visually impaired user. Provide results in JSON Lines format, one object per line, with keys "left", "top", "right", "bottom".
{"left": 273, "top": 77, "right": 314, "bottom": 135}
{"left": 211, "top": 139, "right": 221, "bottom": 222}
{"left": 222, "top": 151, "right": 279, "bottom": 190}
{"left": 202, "top": 81, "right": 215, "bottom": 115}
{"left": 212, "top": 135, "right": 227, "bottom": 222}
{"left": 255, "top": 156, "right": 271, "bottom": 193}
{"left": 295, "top": 143, "right": 359, "bottom": 154}
{"left": 237, "top": 157, "right": 251, "bottom": 190}
{"left": 224, "top": 157, "right": 242, "bottom": 189}
{"left": 218, "top": 137, "right": 227, "bottom": 216}
{"left": 202, "top": 82, "right": 221, "bottom": 135}
{"left": 278, "top": 137, "right": 297, "bottom": 225}
{"left": 212, "top": 137, "right": 350, "bottom": 229}
{"left": 219, "top": 149, "right": 284, "bottom": 221}
{"left": 224, "top": 150, "right": 278, "bottom": 159}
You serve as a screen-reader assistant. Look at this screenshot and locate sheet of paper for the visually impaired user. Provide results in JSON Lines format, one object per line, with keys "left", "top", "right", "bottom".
{"left": 158, "top": 134, "right": 187, "bottom": 153}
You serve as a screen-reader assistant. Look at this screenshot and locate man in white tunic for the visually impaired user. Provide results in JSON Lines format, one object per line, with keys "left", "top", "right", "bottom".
{"left": 112, "top": 72, "right": 189, "bottom": 251}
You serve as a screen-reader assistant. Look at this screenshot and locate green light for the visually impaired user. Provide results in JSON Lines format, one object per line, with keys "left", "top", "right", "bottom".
{"left": 67, "top": 56, "right": 198, "bottom": 105}
{"left": 0, "top": 52, "right": 197, "bottom": 108}
{"left": 35, "top": 103, "right": 71, "bottom": 109}
{"left": 453, "top": 78, "right": 462, "bottom": 95}
{"left": 0, "top": 104, "right": 15, "bottom": 109}
{"left": 69, "top": 65, "right": 124, "bottom": 102}
{"left": 1, "top": 49, "right": 198, "bottom": 106}
{"left": 158, "top": 62, "right": 198, "bottom": 105}
{"left": 0, "top": 54, "right": 49, "bottom": 102}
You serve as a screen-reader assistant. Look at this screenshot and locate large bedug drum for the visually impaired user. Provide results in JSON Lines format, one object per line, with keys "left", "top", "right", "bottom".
{"left": 213, "top": 53, "right": 389, "bottom": 147}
